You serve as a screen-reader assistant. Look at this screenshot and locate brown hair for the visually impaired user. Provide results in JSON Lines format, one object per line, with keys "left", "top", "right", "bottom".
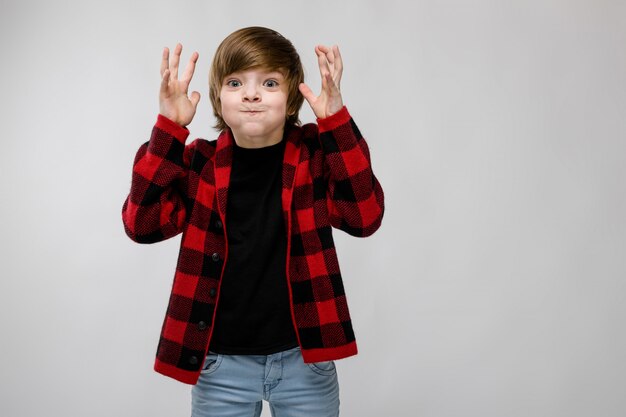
{"left": 209, "top": 27, "right": 305, "bottom": 131}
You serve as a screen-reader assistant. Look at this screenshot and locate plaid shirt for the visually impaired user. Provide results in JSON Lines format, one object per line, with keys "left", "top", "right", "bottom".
{"left": 122, "top": 106, "right": 384, "bottom": 384}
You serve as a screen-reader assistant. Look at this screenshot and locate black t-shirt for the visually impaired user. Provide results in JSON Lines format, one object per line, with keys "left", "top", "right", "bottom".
{"left": 209, "top": 137, "right": 298, "bottom": 354}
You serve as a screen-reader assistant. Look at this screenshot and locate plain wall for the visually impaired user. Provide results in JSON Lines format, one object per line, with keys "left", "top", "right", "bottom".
{"left": 1, "top": 0, "right": 625, "bottom": 416}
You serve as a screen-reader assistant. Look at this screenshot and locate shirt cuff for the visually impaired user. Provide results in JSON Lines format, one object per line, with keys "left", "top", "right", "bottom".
{"left": 316, "top": 106, "right": 351, "bottom": 133}
{"left": 156, "top": 114, "right": 190, "bottom": 143}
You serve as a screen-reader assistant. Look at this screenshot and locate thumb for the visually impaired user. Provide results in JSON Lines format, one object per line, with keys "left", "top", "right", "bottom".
{"left": 190, "top": 91, "right": 201, "bottom": 109}
{"left": 299, "top": 83, "right": 316, "bottom": 106}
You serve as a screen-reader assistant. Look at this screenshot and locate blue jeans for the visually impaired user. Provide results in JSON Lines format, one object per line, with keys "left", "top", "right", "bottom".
{"left": 191, "top": 346, "right": 340, "bottom": 417}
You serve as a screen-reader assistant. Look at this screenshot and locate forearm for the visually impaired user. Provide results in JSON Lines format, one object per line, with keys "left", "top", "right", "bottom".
{"left": 318, "top": 107, "right": 385, "bottom": 236}
{"left": 122, "top": 115, "right": 191, "bottom": 243}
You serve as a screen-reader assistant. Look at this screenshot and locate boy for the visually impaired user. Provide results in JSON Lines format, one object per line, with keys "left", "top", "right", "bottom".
{"left": 122, "top": 27, "right": 384, "bottom": 417}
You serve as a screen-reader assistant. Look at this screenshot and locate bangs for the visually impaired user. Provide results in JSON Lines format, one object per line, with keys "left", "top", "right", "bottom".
{"left": 217, "top": 42, "right": 296, "bottom": 80}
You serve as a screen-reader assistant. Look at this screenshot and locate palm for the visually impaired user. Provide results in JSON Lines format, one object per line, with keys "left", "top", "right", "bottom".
{"left": 159, "top": 44, "right": 200, "bottom": 127}
{"left": 299, "top": 45, "right": 344, "bottom": 119}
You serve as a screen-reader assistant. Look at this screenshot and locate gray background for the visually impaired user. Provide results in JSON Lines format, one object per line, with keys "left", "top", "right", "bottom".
{"left": 1, "top": 0, "right": 625, "bottom": 416}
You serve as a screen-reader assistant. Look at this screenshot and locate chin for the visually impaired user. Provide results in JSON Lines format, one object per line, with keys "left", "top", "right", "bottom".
{"left": 238, "top": 125, "right": 266, "bottom": 136}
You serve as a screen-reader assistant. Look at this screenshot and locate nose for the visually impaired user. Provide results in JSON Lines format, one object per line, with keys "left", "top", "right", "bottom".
{"left": 242, "top": 84, "right": 260, "bottom": 102}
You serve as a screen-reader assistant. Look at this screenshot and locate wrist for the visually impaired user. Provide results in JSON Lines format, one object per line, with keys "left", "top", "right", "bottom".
{"left": 156, "top": 114, "right": 190, "bottom": 143}
{"left": 158, "top": 110, "right": 189, "bottom": 127}
{"left": 317, "top": 106, "right": 350, "bottom": 132}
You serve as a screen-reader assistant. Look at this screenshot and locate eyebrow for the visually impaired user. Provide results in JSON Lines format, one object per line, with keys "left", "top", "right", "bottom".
{"left": 263, "top": 70, "right": 285, "bottom": 78}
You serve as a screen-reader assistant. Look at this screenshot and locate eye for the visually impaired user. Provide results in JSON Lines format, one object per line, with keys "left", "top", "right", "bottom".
{"left": 264, "top": 79, "right": 279, "bottom": 88}
{"left": 226, "top": 79, "right": 241, "bottom": 87}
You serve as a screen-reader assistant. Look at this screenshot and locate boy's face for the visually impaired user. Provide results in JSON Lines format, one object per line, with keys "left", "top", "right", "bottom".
{"left": 219, "top": 67, "right": 289, "bottom": 147}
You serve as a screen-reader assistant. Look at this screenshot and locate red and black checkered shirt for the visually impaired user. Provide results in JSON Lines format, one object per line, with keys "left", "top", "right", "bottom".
{"left": 122, "top": 106, "right": 384, "bottom": 384}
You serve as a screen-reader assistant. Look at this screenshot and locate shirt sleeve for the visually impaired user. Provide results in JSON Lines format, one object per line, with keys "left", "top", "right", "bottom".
{"left": 317, "top": 107, "right": 385, "bottom": 237}
{"left": 121, "top": 114, "right": 195, "bottom": 243}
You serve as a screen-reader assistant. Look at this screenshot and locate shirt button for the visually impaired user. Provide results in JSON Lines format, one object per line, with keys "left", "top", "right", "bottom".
{"left": 198, "top": 321, "right": 208, "bottom": 330}
{"left": 189, "top": 356, "right": 198, "bottom": 365}
{"left": 215, "top": 220, "right": 223, "bottom": 229}
{"left": 209, "top": 288, "right": 217, "bottom": 297}
{"left": 211, "top": 253, "right": 220, "bottom": 262}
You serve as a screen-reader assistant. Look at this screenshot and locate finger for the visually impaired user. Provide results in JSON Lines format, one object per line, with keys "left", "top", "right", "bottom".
{"left": 181, "top": 51, "right": 199, "bottom": 88}
{"left": 326, "top": 47, "right": 337, "bottom": 84}
{"left": 315, "top": 46, "right": 331, "bottom": 80}
{"left": 170, "top": 43, "right": 182, "bottom": 80}
{"left": 325, "top": 45, "right": 335, "bottom": 66}
{"left": 160, "top": 47, "right": 169, "bottom": 77}
{"left": 321, "top": 72, "right": 339, "bottom": 98}
{"left": 332, "top": 45, "right": 343, "bottom": 70}
{"left": 324, "top": 46, "right": 336, "bottom": 79}
{"left": 317, "top": 45, "right": 333, "bottom": 63}
{"left": 320, "top": 68, "right": 329, "bottom": 93}
{"left": 317, "top": 44, "right": 330, "bottom": 54}
{"left": 190, "top": 91, "right": 201, "bottom": 109}
{"left": 298, "top": 83, "right": 316, "bottom": 106}
{"left": 324, "top": 72, "right": 340, "bottom": 95}
{"left": 160, "top": 69, "right": 170, "bottom": 95}
{"left": 316, "top": 44, "right": 331, "bottom": 67}
{"left": 332, "top": 45, "right": 343, "bottom": 87}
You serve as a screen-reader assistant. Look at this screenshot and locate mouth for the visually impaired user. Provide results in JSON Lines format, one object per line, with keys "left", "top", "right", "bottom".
{"left": 242, "top": 108, "right": 265, "bottom": 114}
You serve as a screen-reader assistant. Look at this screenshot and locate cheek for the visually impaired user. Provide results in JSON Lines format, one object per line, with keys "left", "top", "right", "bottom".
{"left": 273, "top": 93, "right": 289, "bottom": 110}
{"left": 219, "top": 95, "right": 236, "bottom": 115}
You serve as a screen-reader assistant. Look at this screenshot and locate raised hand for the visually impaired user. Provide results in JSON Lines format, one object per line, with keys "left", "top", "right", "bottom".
{"left": 159, "top": 43, "right": 201, "bottom": 127}
{"left": 299, "top": 45, "right": 344, "bottom": 119}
